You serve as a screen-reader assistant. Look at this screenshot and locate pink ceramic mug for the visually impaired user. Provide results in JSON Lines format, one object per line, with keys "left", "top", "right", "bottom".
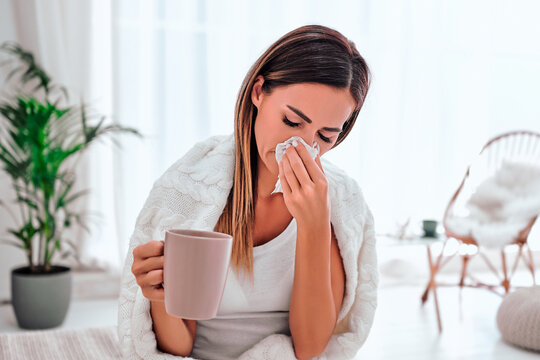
{"left": 163, "top": 229, "right": 233, "bottom": 320}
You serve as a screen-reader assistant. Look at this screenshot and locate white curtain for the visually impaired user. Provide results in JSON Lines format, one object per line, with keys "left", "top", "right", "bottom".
{"left": 3, "top": 0, "right": 540, "bottom": 276}
{"left": 0, "top": 0, "right": 119, "bottom": 273}
{"left": 110, "top": 0, "right": 374, "bottom": 269}
{"left": 111, "top": 0, "right": 540, "bottom": 268}
{"left": 352, "top": 0, "right": 540, "bottom": 239}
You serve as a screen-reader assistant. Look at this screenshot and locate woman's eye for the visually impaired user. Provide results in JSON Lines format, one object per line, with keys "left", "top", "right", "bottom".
{"left": 318, "top": 133, "right": 331, "bottom": 143}
{"left": 282, "top": 117, "right": 299, "bottom": 127}
{"left": 282, "top": 116, "right": 332, "bottom": 143}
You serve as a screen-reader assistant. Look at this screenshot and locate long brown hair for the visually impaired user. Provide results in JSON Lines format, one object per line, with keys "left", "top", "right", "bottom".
{"left": 213, "top": 24, "right": 371, "bottom": 284}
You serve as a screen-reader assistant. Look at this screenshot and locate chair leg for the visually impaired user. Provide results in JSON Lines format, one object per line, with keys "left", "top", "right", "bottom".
{"left": 501, "top": 250, "right": 510, "bottom": 293}
{"left": 526, "top": 244, "right": 536, "bottom": 285}
{"left": 426, "top": 246, "right": 443, "bottom": 332}
{"left": 459, "top": 255, "right": 470, "bottom": 287}
{"left": 509, "top": 244, "right": 524, "bottom": 280}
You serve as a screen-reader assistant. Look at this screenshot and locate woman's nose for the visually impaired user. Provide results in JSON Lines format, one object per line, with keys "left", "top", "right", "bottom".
{"left": 300, "top": 134, "right": 317, "bottom": 147}
{"left": 294, "top": 130, "right": 313, "bottom": 146}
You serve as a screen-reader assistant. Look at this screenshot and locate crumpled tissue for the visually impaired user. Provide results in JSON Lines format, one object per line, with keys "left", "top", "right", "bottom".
{"left": 271, "top": 136, "right": 320, "bottom": 194}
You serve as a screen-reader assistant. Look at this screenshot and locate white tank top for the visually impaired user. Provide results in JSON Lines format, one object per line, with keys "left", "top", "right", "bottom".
{"left": 191, "top": 218, "right": 297, "bottom": 360}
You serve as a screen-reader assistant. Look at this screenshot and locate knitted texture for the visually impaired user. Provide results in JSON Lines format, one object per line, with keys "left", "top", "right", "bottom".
{"left": 117, "top": 133, "right": 379, "bottom": 359}
{"left": 497, "top": 286, "right": 540, "bottom": 352}
{"left": 0, "top": 326, "right": 120, "bottom": 360}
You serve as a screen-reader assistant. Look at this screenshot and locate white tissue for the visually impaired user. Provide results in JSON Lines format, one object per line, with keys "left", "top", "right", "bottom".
{"left": 271, "top": 136, "right": 320, "bottom": 194}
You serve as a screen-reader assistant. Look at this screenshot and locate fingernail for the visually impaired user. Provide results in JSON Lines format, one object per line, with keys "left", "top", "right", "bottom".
{"left": 292, "top": 140, "right": 298, "bottom": 147}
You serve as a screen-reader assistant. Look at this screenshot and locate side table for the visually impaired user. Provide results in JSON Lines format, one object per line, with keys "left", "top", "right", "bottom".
{"left": 378, "top": 234, "right": 457, "bottom": 332}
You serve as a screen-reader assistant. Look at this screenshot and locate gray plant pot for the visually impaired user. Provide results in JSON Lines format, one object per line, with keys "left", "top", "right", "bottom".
{"left": 10, "top": 265, "right": 72, "bottom": 329}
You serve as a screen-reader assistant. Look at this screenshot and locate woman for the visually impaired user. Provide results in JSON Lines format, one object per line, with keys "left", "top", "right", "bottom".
{"left": 118, "top": 24, "right": 378, "bottom": 360}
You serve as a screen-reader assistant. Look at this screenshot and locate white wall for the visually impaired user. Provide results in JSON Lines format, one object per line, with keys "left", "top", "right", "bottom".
{"left": 0, "top": 181, "right": 27, "bottom": 302}
{"left": 0, "top": 0, "right": 27, "bottom": 302}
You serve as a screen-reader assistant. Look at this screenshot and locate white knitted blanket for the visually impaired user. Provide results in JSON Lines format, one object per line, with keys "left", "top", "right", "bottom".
{"left": 117, "top": 133, "right": 378, "bottom": 359}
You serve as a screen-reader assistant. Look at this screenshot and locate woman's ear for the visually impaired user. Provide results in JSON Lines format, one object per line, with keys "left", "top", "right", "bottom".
{"left": 251, "top": 75, "right": 264, "bottom": 109}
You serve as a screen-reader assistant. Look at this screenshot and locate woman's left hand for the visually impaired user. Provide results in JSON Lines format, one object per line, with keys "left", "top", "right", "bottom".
{"left": 278, "top": 141, "right": 331, "bottom": 229}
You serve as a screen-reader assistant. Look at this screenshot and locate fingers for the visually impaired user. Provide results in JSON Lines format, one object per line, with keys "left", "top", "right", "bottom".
{"left": 142, "top": 285, "right": 164, "bottom": 302}
{"left": 134, "top": 263, "right": 165, "bottom": 302}
{"left": 133, "top": 240, "right": 164, "bottom": 260}
{"left": 281, "top": 155, "right": 300, "bottom": 192}
{"left": 132, "top": 255, "right": 164, "bottom": 276}
{"left": 132, "top": 240, "right": 166, "bottom": 302}
{"left": 278, "top": 158, "right": 292, "bottom": 194}
{"left": 285, "top": 145, "right": 312, "bottom": 184}
{"left": 144, "top": 269, "right": 164, "bottom": 287}
{"left": 314, "top": 154, "right": 325, "bottom": 175}
{"left": 294, "top": 142, "right": 325, "bottom": 179}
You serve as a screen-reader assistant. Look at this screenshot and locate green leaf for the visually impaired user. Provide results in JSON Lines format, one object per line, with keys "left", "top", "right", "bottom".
{"left": 63, "top": 239, "right": 77, "bottom": 250}
{"left": 0, "top": 239, "right": 25, "bottom": 249}
{"left": 68, "top": 212, "right": 91, "bottom": 234}
{"left": 6, "top": 67, "right": 20, "bottom": 82}
{"left": 62, "top": 188, "right": 91, "bottom": 207}
{"left": 16, "top": 194, "right": 38, "bottom": 209}
{"left": 55, "top": 180, "right": 74, "bottom": 209}
{"left": 1, "top": 42, "right": 144, "bottom": 264}
{"left": 0, "top": 42, "right": 52, "bottom": 94}
{"left": 7, "top": 229, "right": 23, "bottom": 239}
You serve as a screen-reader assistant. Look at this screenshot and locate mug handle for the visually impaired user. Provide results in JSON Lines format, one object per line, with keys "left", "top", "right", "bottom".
{"left": 161, "top": 239, "right": 165, "bottom": 288}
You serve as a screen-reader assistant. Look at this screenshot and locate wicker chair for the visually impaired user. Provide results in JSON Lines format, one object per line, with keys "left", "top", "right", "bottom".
{"left": 443, "top": 130, "right": 540, "bottom": 295}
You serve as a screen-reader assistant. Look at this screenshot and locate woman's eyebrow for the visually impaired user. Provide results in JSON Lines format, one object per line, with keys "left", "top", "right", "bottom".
{"left": 286, "top": 104, "right": 342, "bottom": 132}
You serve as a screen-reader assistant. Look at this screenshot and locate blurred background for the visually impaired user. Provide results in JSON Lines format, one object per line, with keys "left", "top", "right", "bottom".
{"left": 1, "top": 1, "right": 540, "bottom": 359}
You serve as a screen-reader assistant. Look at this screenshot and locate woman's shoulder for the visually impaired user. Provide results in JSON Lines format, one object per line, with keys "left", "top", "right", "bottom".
{"left": 172, "top": 133, "right": 234, "bottom": 169}
{"left": 134, "top": 134, "right": 235, "bottom": 237}
{"left": 322, "top": 157, "right": 371, "bottom": 211}
{"left": 321, "top": 158, "right": 361, "bottom": 193}
{"left": 154, "top": 133, "right": 235, "bottom": 189}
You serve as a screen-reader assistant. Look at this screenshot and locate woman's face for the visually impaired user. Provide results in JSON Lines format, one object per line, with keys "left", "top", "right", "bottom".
{"left": 251, "top": 75, "right": 356, "bottom": 178}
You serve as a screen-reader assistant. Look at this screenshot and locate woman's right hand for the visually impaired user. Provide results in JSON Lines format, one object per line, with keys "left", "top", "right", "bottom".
{"left": 132, "top": 240, "right": 165, "bottom": 302}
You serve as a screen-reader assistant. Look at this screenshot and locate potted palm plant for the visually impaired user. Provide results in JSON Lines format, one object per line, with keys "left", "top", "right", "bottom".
{"left": 0, "top": 42, "right": 142, "bottom": 329}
